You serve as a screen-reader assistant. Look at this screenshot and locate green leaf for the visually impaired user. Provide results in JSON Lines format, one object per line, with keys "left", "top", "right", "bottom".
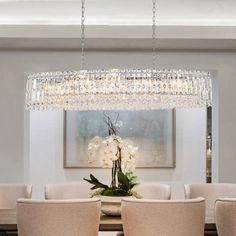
{"left": 118, "top": 171, "right": 129, "bottom": 190}
{"left": 90, "top": 189, "right": 105, "bottom": 198}
{"left": 83, "top": 176, "right": 109, "bottom": 190}
{"left": 129, "top": 176, "right": 138, "bottom": 182}
{"left": 113, "top": 188, "right": 130, "bottom": 196}
{"left": 125, "top": 171, "right": 138, "bottom": 182}
{"left": 102, "top": 189, "right": 116, "bottom": 196}
{"left": 83, "top": 178, "right": 95, "bottom": 185}
{"left": 128, "top": 183, "right": 138, "bottom": 190}
{"left": 90, "top": 174, "right": 100, "bottom": 183}
{"left": 128, "top": 190, "right": 143, "bottom": 199}
{"left": 91, "top": 185, "right": 102, "bottom": 190}
{"left": 102, "top": 188, "right": 129, "bottom": 197}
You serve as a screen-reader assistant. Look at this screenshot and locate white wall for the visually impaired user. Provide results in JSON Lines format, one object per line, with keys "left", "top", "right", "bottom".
{"left": 1, "top": 49, "right": 236, "bottom": 197}
{"left": 29, "top": 108, "right": 206, "bottom": 199}
{"left": 0, "top": 51, "right": 25, "bottom": 182}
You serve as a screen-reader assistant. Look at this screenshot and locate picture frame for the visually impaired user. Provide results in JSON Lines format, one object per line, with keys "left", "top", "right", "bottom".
{"left": 63, "top": 110, "right": 176, "bottom": 168}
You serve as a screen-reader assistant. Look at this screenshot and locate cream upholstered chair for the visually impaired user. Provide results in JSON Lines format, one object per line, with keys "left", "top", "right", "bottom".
{"left": 133, "top": 182, "right": 171, "bottom": 199}
{"left": 184, "top": 183, "right": 236, "bottom": 223}
{"left": 45, "top": 182, "right": 91, "bottom": 199}
{"left": 0, "top": 184, "right": 32, "bottom": 209}
{"left": 215, "top": 198, "right": 236, "bottom": 236}
{"left": 121, "top": 198, "right": 205, "bottom": 236}
{"left": 17, "top": 198, "right": 101, "bottom": 236}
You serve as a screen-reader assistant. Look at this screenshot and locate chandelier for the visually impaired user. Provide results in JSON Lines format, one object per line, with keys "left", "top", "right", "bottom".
{"left": 25, "top": 0, "right": 212, "bottom": 111}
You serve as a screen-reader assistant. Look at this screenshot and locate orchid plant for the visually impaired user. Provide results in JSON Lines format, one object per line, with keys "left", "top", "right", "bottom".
{"left": 84, "top": 113, "right": 141, "bottom": 198}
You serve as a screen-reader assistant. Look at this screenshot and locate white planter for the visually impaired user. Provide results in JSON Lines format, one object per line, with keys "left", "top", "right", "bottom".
{"left": 100, "top": 196, "right": 132, "bottom": 216}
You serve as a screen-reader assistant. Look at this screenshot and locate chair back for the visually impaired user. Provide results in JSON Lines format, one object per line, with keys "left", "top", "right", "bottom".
{"left": 133, "top": 183, "right": 171, "bottom": 199}
{"left": 17, "top": 198, "right": 101, "bottom": 236}
{"left": 45, "top": 182, "right": 91, "bottom": 199}
{"left": 215, "top": 198, "right": 236, "bottom": 236}
{"left": 0, "top": 184, "right": 32, "bottom": 209}
{"left": 184, "top": 183, "right": 236, "bottom": 222}
{"left": 122, "top": 198, "right": 205, "bottom": 236}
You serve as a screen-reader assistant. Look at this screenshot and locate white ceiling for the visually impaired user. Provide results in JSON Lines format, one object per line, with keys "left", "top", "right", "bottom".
{"left": 0, "top": 0, "right": 236, "bottom": 49}
{"left": 0, "top": 0, "right": 236, "bottom": 25}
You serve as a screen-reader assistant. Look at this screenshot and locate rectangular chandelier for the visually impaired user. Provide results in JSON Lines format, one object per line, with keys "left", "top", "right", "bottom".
{"left": 25, "top": 69, "right": 212, "bottom": 110}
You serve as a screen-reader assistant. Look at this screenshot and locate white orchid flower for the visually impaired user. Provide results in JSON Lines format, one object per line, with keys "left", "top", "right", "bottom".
{"left": 101, "top": 157, "right": 113, "bottom": 168}
{"left": 114, "top": 135, "right": 122, "bottom": 143}
{"left": 104, "top": 143, "right": 117, "bottom": 154}
{"left": 88, "top": 134, "right": 137, "bottom": 170}
{"left": 90, "top": 136, "right": 102, "bottom": 145}
{"left": 129, "top": 146, "right": 138, "bottom": 157}
{"left": 122, "top": 157, "right": 136, "bottom": 172}
{"left": 88, "top": 142, "right": 98, "bottom": 150}
{"left": 88, "top": 136, "right": 102, "bottom": 151}
{"left": 88, "top": 150, "right": 96, "bottom": 163}
{"left": 106, "top": 152, "right": 118, "bottom": 161}
{"left": 122, "top": 139, "right": 133, "bottom": 148}
{"left": 121, "top": 148, "right": 130, "bottom": 160}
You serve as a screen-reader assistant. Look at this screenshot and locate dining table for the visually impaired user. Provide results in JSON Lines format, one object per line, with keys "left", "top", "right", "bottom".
{"left": 0, "top": 209, "right": 217, "bottom": 235}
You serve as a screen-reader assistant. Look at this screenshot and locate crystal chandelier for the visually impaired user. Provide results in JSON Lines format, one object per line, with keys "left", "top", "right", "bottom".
{"left": 25, "top": 0, "right": 212, "bottom": 111}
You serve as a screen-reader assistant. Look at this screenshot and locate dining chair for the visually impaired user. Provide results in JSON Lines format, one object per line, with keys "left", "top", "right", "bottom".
{"left": 17, "top": 198, "right": 101, "bottom": 236}
{"left": 133, "top": 182, "right": 171, "bottom": 199}
{"left": 215, "top": 198, "right": 236, "bottom": 236}
{"left": 121, "top": 197, "right": 205, "bottom": 236}
{"left": 184, "top": 183, "right": 236, "bottom": 223}
{"left": 44, "top": 182, "right": 91, "bottom": 199}
{"left": 0, "top": 184, "right": 32, "bottom": 209}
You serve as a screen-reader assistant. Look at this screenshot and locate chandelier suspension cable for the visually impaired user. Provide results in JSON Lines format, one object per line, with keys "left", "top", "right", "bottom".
{"left": 81, "top": 0, "right": 158, "bottom": 71}
{"left": 81, "top": 0, "right": 85, "bottom": 70}
{"left": 152, "top": 0, "right": 157, "bottom": 70}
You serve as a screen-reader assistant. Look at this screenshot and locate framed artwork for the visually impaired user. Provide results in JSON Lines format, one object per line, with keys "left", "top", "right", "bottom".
{"left": 63, "top": 110, "right": 176, "bottom": 168}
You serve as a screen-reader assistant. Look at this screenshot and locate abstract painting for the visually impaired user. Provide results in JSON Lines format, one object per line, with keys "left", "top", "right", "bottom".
{"left": 64, "top": 110, "right": 176, "bottom": 168}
